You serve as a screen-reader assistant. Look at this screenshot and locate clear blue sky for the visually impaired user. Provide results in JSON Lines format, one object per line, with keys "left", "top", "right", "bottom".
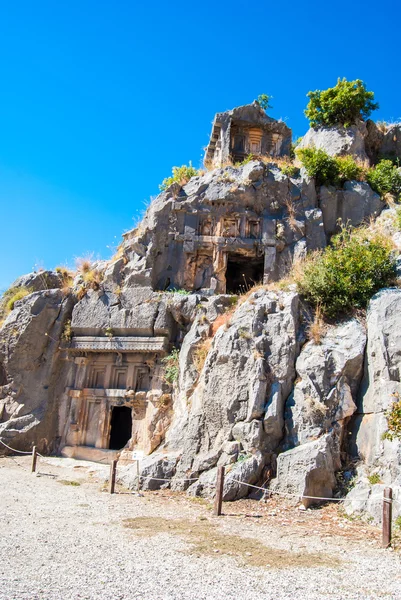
{"left": 1, "top": 0, "right": 400, "bottom": 291}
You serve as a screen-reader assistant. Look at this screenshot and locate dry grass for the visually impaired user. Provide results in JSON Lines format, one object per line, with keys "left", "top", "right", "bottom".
{"left": 211, "top": 309, "right": 235, "bottom": 335}
{"left": 284, "top": 196, "right": 298, "bottom": 231}
{"left": 305, "top": 396, "right": 329, "bottom": 421}
{"left": 306, "top": 306, "right": 326, "bottom": 344}
{"left": 76, "top": 257, "right": 92, "bottom": 273}
{"left": 123, "top": 516, "right": 340, "bottom": 569}
{"left": 193, "top": 338, "right": 213, "bottom": 373}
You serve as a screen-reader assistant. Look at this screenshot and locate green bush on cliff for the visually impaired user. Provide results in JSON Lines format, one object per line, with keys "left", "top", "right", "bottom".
{"left": 305, "top": 78, "right": 379, "bottom": 128}
{"left": 297, "top": 225, "right": 396, "bottom": 318}
{"left": 296, "top": 148, "right": 339, "bottom": 186}
{"left": 297, "top": 147, "right": 364, "bottom": 187}
{"left": 159, "top": 162, "right": 199, "bottom": 191}
{"left": 366, "top": 160, "right": 401, "bottom": 200}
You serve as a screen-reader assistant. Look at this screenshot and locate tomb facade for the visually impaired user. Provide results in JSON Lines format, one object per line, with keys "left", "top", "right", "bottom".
{"left": 204, "top": 101, "right": 291, "bottom": 168}
{"left": 61, "top": 336, "right": 172, "bottom": 462}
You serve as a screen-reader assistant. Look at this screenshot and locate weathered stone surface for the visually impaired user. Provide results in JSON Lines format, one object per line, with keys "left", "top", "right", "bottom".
{"left": 298, "top": 123, "right": 368, "bottom": 161}
{"left": 271, "top": 430, "right": 341, "bottom": 507}
{"left": 285, "top": 319, "right": 366, "bottom": 446}
{"left": 344, "top": 474, "right": 401, "bottom": 524}
{"left": 117, "top": 453, "right": 179, "bottom": 491}
{"left": 0, "top": 290, "right": 75, "bottom": 453}
{"left": 169, "top": 289, "right": 300, "bottom": 488}
{"left": 9, "top": 270, "right": 64, "bottom": 292}
{"left": 320, "top": 183, "right": 384, "bottom": 236}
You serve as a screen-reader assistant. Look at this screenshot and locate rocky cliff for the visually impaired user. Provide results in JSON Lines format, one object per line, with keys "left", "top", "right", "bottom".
{"left": 1, "top": 109, "right": 401, "bottom": 523}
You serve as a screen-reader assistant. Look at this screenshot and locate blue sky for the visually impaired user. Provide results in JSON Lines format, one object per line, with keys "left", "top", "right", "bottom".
{"left": 1, "top": 0, "right": 400, "bottom": 291}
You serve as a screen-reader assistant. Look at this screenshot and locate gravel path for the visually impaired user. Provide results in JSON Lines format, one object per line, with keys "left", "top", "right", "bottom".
{"left": 0, "top": 456, "right": 400, "bottom": 600}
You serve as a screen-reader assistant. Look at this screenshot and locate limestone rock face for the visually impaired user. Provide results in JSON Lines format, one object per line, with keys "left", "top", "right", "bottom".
{"left": 272, "top": 430, "right": 341, "bottom": 507}
{"left": 285, "top": 319, "right": 366, "bottom": 447}
{"left": 320, "top": 183, "right": 384, "bottom": 236}
{"left": 168, "top": 289, "right": 300, "bottom": 498}
{"left": 350, "top": 289, "right": 401, "bottom": 477}
{"left": 0, "top": 290, "right": 75, "bottom": 453}
{"left": 9, "top": 270, "right": 64, "bottom": 292}
{"left": 298, "top": 122, "right": 369, "bottom": 161}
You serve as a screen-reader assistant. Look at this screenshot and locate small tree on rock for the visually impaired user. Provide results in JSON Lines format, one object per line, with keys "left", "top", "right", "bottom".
{"left": 256, "top": 94, "right": 273, "bottom": 111}
{"left": 305, "top": 78, "right": 379, "bottom": 128}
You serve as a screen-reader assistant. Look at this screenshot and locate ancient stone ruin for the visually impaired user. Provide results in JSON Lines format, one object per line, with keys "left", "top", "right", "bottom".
{"left": 1, "top": 101, "right": 401, "bottom": 523}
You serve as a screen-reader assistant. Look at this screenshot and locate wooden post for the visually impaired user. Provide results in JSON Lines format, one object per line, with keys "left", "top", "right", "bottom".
{"left": 136, "top": 460, "right": 140, "bottom": 494}
{"left": 31, "top": 446, "right": 37, "bottom": 473}
{"left": 382, "top": 487, "right": 393, "bottom": 548}
{"left": 214, "top": 466, "right": 225, "bottom": 516}
{"left": 109, "top": 459, "right": 117, "bottom": 494}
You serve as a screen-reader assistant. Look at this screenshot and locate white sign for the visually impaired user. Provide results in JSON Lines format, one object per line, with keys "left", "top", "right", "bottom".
{"left": 132, "top": 450, "right": 144, "bottom": 461}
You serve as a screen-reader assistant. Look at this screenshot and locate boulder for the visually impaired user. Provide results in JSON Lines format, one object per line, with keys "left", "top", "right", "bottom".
{"left": 271, "top": 430, "right": 341, "bottom": 508}
{"left": 117, "top": 453, "right": 178, "bottom": 491}
{"left": 0, "top": 290, "right": 75, "bottom": 453}
{"left": 298, "top": 123, "right": 368, "bottom": 161}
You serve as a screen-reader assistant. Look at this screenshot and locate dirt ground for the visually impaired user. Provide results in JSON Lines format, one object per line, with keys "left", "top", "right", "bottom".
{"left": 0, "top": 455, "right": 400, "bottom": 600}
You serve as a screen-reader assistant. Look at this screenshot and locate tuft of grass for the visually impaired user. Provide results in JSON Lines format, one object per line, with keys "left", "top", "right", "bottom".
{"left": 61, "top": 320, "right": 73, "bottom": 342}
{"left": 58, "top": 479, "right": 81, "bottom": 486}
{"left": 193, "top": 338, "right": 212, "bottom": 373}
{"left": 162, "top": 348, "right": 180, "bottom": 384}
{"left": 367, "top": 473, "right": 381, "bottom": 485}
{"left": 306, "top": 306, "right": 326, "bottom": 344}
{"left": 3, "top": 287, "right": 33, "bottom": 314}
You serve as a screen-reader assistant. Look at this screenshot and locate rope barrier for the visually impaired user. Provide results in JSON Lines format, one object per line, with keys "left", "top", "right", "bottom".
{"left": 0, "top": 439, "right": 32, "bottom": 454}
{"left": 228, "top": 477, "right": 344, "bottom": 502}
{"left": 138, "top": 475, "right": 199, "bottom": 483}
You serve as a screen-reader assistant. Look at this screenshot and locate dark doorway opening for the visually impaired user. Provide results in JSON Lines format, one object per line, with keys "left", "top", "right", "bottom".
{"left": 109, "top": 406, "right": 132, "bottom": 450}
{"left": 225, "top": 253, "right": 264, "bottom": 294}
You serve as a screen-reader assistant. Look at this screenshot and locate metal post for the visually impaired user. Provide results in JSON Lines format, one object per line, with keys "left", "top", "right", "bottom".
{"left": 382, "top": 487, "right": 393, "bottom": 548}
{"left": 109, "top": 459, "right": 117, "bottom": 494}
{"left": 31, "top": 446, "right": 37, "bottom": 473}
{"left": 214, "top": 466, "right": 225, "bottom": 516}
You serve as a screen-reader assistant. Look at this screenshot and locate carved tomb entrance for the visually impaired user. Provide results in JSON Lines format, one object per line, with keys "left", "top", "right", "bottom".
{"left": 62, "top": 336, "right": 169, "bottom": 462}
{"left": 225, "top": 253, "right": 264, "bottom": 294}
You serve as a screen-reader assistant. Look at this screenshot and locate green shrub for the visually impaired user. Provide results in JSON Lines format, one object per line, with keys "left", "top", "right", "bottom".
{"left": 162, "top": 348, "right": 180, "bottom": 384}
{"left": 297, "top": 148, "right": 339, "bottom": 186}
{"left": 159, "top": 162, "right": 199, "bottom": 191}
{"left": 366, "top": 160, "right": 401, "bottom": 199}
{"left": 305, "top": 78, "right": 379, "bottom": 128}
{"left": 256, "top": 94, "right": 272, "bottom": 111}
{"left": 282, "top": 163, "right": 300, "bottom": 177}
{"left": 335, "top": 155, "right": 365, "bottom": 183}
{"left": 297, "top": 148, "right": 365, "bottom": 187}
{"left": 296, "top": 226, "right": 396, "bottom": 318}
{"left": 382, "top": 397, "right": 401, "bottom": 441}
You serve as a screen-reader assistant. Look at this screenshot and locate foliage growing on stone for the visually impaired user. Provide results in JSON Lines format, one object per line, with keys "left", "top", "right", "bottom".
{"left": 382, "top": 396, "right": 401, "bottom": 441}
{"left": 304, "top": 78, "right": 379, "bottom": 128}
{"left": 159, "top": 162, "right": 199, "bottom": 191}
{"left": 162, "top": 348, "right": 180, "bottom": 384}
{"left": 2, "top": 286, "right": 33, "bottom": 314}
{"left": 367, "top": 473, "right": 381, "bottom": 485}
{"left": 61, "top": 319, "right": 73, "bottom": 342}
{"left": 335, "top": 155, "right": 366, "bottom": 183}
{"left": 256, "top": 94, "right": 273, "bottom": 111}
{"left": 296, "top": 225, "right": 396, "bottom": 317}
{"left": 297, "top": 147, "right": 364, "bottom": 187}
{"left": 366, "top": 159, "right": 401, "bottom": 200}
